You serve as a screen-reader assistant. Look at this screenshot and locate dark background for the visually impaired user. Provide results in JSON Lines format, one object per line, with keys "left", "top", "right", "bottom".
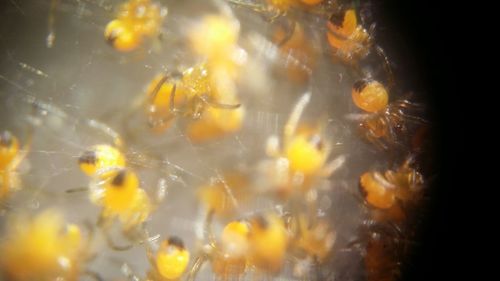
{"left": 371, "top": 0, "right": 455, "bottom": 280}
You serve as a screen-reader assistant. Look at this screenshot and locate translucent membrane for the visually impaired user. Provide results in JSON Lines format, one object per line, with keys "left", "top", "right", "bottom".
{"left": 0, "top": 1, "right": 431, "bottom": 280}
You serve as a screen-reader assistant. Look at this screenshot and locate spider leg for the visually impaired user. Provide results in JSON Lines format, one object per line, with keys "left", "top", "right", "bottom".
{"left": 284, "top": 92, "right": 311, "bottom": 146}
{"left": 187, "top": 254, "right": 209, "bottom": 281}
{"left": 276, "top": 18, "right": 296, "bottom": 47}
{"left": 83, "top": 270, "right": 105, "bottom": 281}
{"left": 121, "top": 263, "right": 142, "bottom": 281}
{"left": 374, "top": 45, "right": 395, "bottom": 90}
{"left": 319, "top": 155, "right": 346, "bottom": 178}
{"left": 199, "top": 94, "right": 241, "bottom": 109}
{"left": 97, "top": 213, "right": 134, "bottom": 251}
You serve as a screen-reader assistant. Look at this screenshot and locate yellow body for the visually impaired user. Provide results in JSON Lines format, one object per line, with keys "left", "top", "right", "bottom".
{"left": 147, "top": 61, "right": 243, "bottom": 139}
{"left": 148, "top": 63, "right": 210, "bottom": 120}
{"left": 103, "top": 169, "right": 139, "bottom": 211}
{"left": 104, "top": 0, "right": 164, "bottom": 52}
{"left": 0, "top": 210, "right": 85, "bottom": 281}
{"left": 185, "top": 15, "right": 244, "bottom": 140}
{"left": 221, "top": 221, "right": 250, "bottom": 256}
{"left": 352, "top": 80, "right": 389, "bottom": 113}
{"left": 328, "top": 9, "right": 358, "bottom": 38}
{"left": 78, "top": 144, "right": 126, "bottom": 176}
{"left": 145, "top": 64, "right": 214, "bottom": 133}
{"left": 0, "top": 131, "right": 26, "bottom": 200}
{"left": 212, "top": 221, "right": 250, "bottom": 277}
{"left": 78, "top": 145, "right": 153, "bottom": 227}
{"left": 104, "top": 19, "right": 141, "bottom": 52}
{"left": 360, "top": 172, "right": 396, "bottom": 209}
{"left": 360, "top": 161, "right": 423, "bottom": 210}
{"left": 0, "top": 132, "right": 19, "bottom": 170}
{"left": 274, "top": 124, "right": 331, "bottom": 195}
{"left": 264, "top": 97, "right": 335, "bottom": 197}
{"left": 98, "top": 169, "right": 152, "bottom": 230}
{"left": 286, "top": 134, "right": 327, "bottom": 176}
{"left": 186, "top": 106, "right": 244, "bottom": 143}
{"left": 188, "top": 14, "right": 243, "bottom": 102}
{"left": 189, "top": 15, "right": 240, "bottom": 63}
{"left": 248, "top": 214, "right": 288, "bottom": 273}
{"left": 178, "top": 63, "right": 211, "bottom": 102}
{"left": 155, "top": 238, "right": 190, "bottom": 280}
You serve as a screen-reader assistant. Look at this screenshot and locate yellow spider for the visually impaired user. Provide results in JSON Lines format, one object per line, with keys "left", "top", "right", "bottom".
{"left": 78, "top": 144, "right": 153, "bottom": 250}
{"left": 261, "top": 93, "right": 345, "bottom": 198}
{"left": 104, "top": 0, "right": 166, "bottom": 52}
{"left": 350, "top": 79, "right": 427, "bottom": 149}
{"left": 0, "top": 209, "right": 95, "bottom": 281}
{"left": 0, "top": 130, "right": 30, "bottom": 201}
{"left": 123, "top": 236, "right": 191, "bottom": 280}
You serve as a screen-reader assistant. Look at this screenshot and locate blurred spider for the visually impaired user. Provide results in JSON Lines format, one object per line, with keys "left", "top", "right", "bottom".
{"left": 189, "top": 171, "right": 252, "bottom": 280}
{"left": 327, "top": 8, "right": 369, "bottom": 61}
{"left": 359, "top": 155, "right": 424, "bottom": 223}
{"left": 96, "top": 168, "right": 153, "bottom": 250}
{"left": 327, "top": 7, "right": 394, "bottom": 84}
{"left": 188, "top": 220, "right": 250, "bottom": 281}
{"left": 185, "top": 105, "right": 245, "bottom": 143}
{"left": 188, "top": 12, "right": 247, "bottom": 103}
{"left": 189, "top": 212, "right": 288, "bottom": 280}
{"left": 247, "top": 213, "right": 289, "bottom": 274}
{"left": 0, "top": 209, "right": 99, "bottom": 281}
{"left": 188, "top": 13, "right": 242, "bottom": 69}
{"left": 122, "top": 235, "right": 191, "bottom": 281}
{"left": 227, "top": 0, "right": 325, "bottom": 21}
{"left": 78, "top": 144, "right": 126, "bottom": 177}
{"left": 0, "top": 130, "right": 31, "bottom": 201}
{"left": 228, "top": 0, "right": 326, "bottom": 74}
{"left": 104, "top": 0, "right": 167, "bottom": 52}
{"left": 283, "top": 212, "right": 336, "bottom": 279}
{"left": 343, "top": 219, "right": 411, "bottom": 281}
{"left": 78, "top": 145, "right": 159, "bottom": 251}
{"left": 272, "top": 20, "right": 317, "bottom": 84}
{"left": 197, "top": 171, "right": 250, "bottom": 218}
{"left": 288, "top": 213, "right": 336, "bottom": 261}
{"left": 261, "top": 92, "right": 345, "bottom": 199}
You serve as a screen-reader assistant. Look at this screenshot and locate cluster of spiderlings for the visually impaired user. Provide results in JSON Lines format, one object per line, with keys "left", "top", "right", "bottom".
{"left": 0, "top": 0, "right": 432, "bottom": 280}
